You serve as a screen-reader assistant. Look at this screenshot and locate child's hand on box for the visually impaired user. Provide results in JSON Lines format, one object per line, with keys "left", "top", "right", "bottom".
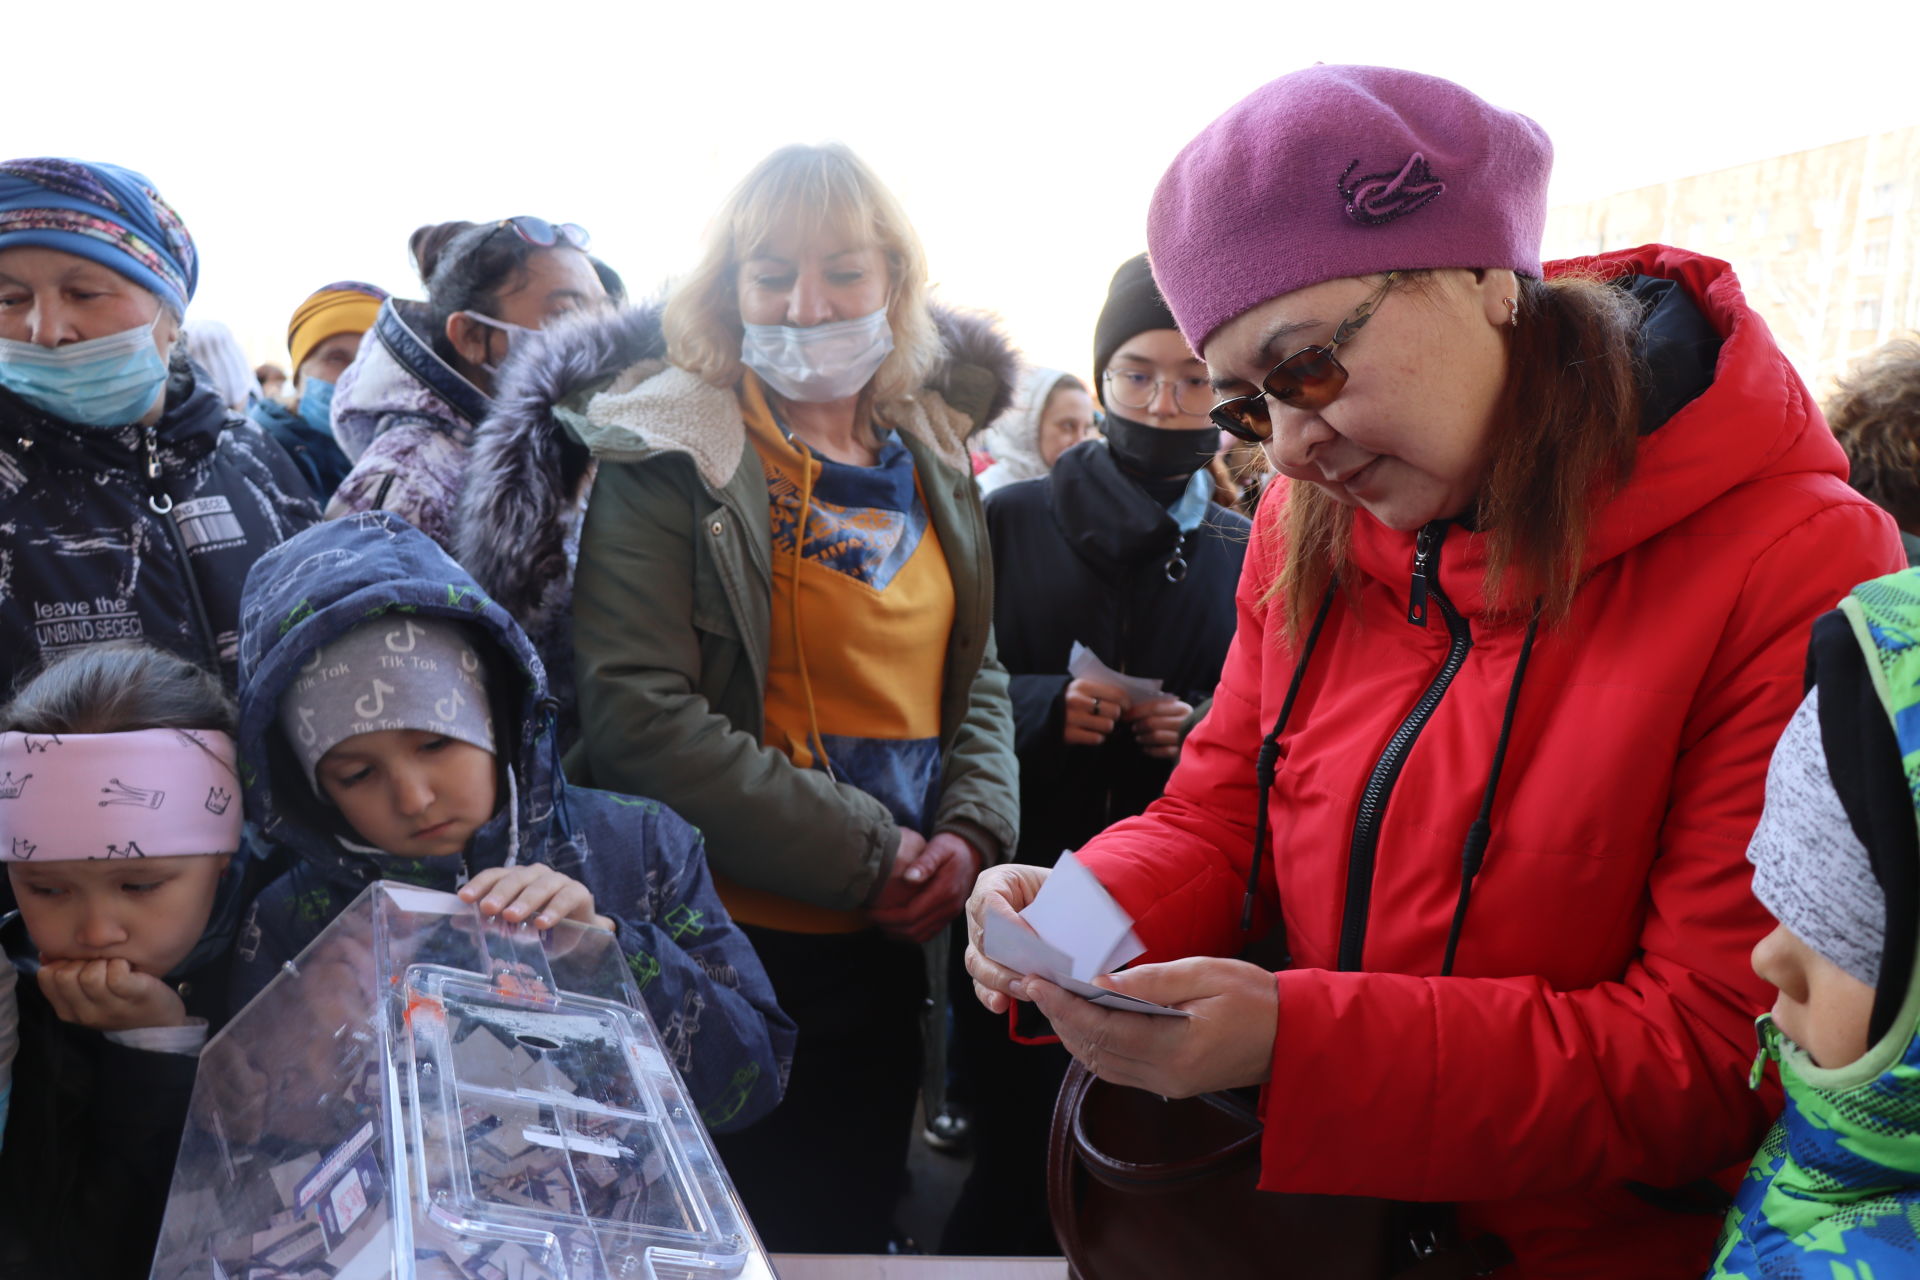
{"left": 38, "top": 957, "right": 188, "bottom": 1031}
{"left": 459, "top": 865, "right": 613, "bottom": 932}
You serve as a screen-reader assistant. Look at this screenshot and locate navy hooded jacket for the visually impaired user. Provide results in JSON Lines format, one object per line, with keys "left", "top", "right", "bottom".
{"left": 248, "top": 396, "right": 352, "bottom": 502}
{"left": 228, "top": 511, "right": 793, "bottom": 1132}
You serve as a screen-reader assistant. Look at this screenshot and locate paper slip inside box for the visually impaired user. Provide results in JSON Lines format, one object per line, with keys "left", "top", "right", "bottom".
{"left": 381, "top": 883, "right": 464, "bottom": 915}
{"left": 1069, "top": 642, "right": 1165, "bottom": 708}
{"left": 981, "top": 851, "right": 1190, "bottom": 1018}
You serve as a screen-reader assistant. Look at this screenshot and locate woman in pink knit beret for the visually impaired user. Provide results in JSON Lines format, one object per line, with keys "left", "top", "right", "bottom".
{"left": 966, "top": 64, "right": 1904, "bottom": 1278}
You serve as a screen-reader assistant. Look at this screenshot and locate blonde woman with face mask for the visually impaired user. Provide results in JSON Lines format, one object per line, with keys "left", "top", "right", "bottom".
{"left": 497, "top": 143, "right": 1021, "bottom": 1252}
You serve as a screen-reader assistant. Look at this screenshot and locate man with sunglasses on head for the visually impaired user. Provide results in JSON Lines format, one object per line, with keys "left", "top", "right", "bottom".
{"left": 965, "top": 66, "right": 1905, "bottom": 1278}
{"left": 325, "top": 216, "right": 617, "bottom": 739}
{"left": 944, "top": 252, "right": 1250, "bottom": 1255}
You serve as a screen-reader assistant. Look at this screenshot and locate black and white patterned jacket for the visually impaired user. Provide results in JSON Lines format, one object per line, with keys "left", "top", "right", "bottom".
{"left": 0, "top": 357, "right": 320, "bottom": 693}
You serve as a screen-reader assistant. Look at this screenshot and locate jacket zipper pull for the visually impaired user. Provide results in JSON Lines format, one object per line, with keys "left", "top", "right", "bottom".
{"left": 143, "top": 425, "right": 174, "bottom": 515}
{"left": 1407, "top": 526, "right": 1433, "bottom": 626}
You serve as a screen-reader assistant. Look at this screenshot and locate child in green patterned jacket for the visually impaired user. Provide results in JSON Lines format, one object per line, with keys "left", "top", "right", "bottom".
{"left": 1711, "top": 568, "right": 1920, "bottom": 1276}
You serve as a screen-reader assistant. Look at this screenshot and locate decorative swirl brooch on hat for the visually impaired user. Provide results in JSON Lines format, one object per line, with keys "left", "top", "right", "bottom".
{"left": 1338, "top": 153, "right": 1446, "bottom": 227}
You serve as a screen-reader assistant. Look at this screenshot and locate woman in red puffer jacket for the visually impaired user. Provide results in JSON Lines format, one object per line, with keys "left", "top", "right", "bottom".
{"left": 964, "top": 65, "right": 1904, "bottom": 1279}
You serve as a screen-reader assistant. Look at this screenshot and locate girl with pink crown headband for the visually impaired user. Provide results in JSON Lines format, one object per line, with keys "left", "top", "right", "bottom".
{"left": 0, "top": 643, "right": 249, "bottom": 1278}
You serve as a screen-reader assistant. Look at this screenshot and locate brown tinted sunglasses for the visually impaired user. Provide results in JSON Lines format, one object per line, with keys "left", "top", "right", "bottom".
{"left": 1208, "top": 272, "right": 1400, "bottom": 443}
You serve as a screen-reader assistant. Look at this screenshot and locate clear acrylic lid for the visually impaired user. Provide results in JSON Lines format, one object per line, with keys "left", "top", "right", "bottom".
{"left": 151, "top": 881, "right": 774, "bottom": 1279}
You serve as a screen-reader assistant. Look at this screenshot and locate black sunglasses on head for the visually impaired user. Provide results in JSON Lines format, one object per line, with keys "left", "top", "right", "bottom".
{"left": 1208, "top": 271, "right": 1399, "bottom": 443}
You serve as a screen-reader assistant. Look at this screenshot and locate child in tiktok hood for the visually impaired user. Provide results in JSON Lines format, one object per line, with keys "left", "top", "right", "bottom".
{"left": 0, "top": 644, "right": 253, "bottom": 1279}
{"left": 232, "top": 512, "right": 792, "bottom": 1132}
{"left": 1711, "top": 569, "right": 1920, "bottom": 1275}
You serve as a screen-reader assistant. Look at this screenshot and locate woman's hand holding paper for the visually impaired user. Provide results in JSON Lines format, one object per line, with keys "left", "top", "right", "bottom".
{"left": 1027, "top": 957, "right": 1279, "bottom": 1097}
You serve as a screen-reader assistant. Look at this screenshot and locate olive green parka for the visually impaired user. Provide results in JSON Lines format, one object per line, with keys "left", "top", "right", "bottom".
{"left": 529, "top": 305, "right": 1021, "bottom": 909}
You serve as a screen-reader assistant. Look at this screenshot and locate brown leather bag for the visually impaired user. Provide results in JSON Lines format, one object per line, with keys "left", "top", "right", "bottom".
{"left": 1044, "top": 593, "right": 1517, "bottom": 1278}
{"left": 1047, "top": 1060, "right": 1509, "bottom": 1280}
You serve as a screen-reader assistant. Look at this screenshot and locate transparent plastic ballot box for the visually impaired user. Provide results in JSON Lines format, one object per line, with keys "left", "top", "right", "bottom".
{"left": 150, "top": 881, "right": 775, "bottom": 1280}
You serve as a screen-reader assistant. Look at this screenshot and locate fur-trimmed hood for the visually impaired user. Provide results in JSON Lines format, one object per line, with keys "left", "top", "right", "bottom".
{"left": 452, "top": 300, "right": 1020, "bottom": 637}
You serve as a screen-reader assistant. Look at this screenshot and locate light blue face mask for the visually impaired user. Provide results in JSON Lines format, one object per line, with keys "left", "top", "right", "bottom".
{"left": 0, "top": 314, "right": 170, "bottom": 428}
{"left": 298, "top": 377, "right": 335, "bottom": 432}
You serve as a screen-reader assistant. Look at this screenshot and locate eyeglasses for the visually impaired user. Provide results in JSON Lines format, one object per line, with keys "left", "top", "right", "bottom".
{"left": 1208, "top": 271, "right": 1399, "bottom": 443}
{"left": 1102, "top": 368, "right": 1215, "bottom": 417}
{"left": 488, "top": 216, "right": 591, "bottom": 251}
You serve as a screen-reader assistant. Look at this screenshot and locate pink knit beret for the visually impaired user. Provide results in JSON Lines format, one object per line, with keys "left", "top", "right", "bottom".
{"left": 1147, "top": 65, "right": 1553, "bottom": 354}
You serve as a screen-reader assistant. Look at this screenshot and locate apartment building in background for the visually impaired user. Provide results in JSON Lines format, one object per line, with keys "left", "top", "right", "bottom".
{"left": 1544, "top": 123, "right": 1920, "bottom": 396}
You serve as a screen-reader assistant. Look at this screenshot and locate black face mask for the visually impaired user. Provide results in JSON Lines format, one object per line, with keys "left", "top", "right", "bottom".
{"left": 1102, "top": 410, "right": 1218, "bottom": 479}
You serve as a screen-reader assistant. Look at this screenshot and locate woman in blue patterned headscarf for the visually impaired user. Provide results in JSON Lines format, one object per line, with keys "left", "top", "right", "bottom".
{"left": 0, "top": 159, "right": 196, "bottom": 305}
{"left": 0, "top": 157, "right": 318, "bottom": 693}
{"left": 0, "top": 158, "right": 199, "bottom": 426}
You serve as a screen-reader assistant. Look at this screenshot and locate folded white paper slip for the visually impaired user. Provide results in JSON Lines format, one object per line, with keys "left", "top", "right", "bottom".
{"left": 980, "top": 851, "right": 1191, "bottom": 1018}
{"left": 1068, "top": 642, "right": 1165, "bottom": 708}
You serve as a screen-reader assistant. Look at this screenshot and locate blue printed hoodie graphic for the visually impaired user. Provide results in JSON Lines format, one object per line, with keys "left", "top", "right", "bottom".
{"left": 229, "top": 510, "right": 793, "bottom": 1131}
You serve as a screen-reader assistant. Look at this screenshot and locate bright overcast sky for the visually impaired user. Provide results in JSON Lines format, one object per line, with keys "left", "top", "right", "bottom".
{"left": 13, "top": 0, "right": 1918, "bottom": 378}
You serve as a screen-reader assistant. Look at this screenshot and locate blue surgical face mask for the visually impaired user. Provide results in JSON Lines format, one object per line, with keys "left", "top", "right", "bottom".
{"left": 0, "top": 314, "right": 170, "bottom": 428}
{"left": 740, "top": 307, "right": 894, "bottom": 403}
{"left": 298, "top": 377, "right": 335, "bottom": 432}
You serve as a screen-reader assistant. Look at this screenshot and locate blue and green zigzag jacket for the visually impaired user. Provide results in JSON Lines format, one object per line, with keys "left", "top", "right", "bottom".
{"left": 1711, "top": 569, "right": 1920, "bottom": 1277}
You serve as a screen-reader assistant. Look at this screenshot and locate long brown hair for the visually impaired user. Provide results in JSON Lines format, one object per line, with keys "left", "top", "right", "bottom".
{"left": 1278, "top": 271, "right": 1644, "bottom": 638}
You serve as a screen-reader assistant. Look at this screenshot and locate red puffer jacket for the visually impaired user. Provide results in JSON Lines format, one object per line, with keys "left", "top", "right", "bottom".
{"left": 1074, "top": 247, "right": 1905, "bottom": 1279}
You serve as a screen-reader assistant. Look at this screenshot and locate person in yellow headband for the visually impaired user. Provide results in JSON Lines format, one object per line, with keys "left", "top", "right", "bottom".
{"left": 249, "top": 280, "right": 386, "bottom": 500}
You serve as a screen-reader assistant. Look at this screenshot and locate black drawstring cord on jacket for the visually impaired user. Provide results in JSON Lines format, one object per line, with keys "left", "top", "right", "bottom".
{"left": 1438, "top": 606, "right": 1541, "bottom": 977}
{"left": 539, "top": 696, "right": 576, "bottom": 844}
{"left": 1242, "top": 583, "right": 1338, "bottom": 936}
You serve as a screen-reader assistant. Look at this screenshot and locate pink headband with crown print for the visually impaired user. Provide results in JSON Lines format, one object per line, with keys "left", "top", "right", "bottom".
{"left": 0, "top": 729, "right": 243, "bottom": 862}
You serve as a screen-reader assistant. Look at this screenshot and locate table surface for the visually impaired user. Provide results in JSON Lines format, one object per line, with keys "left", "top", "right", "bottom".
{"left": 770, "top": 1257, "right": 1069, "bottom": 1279}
